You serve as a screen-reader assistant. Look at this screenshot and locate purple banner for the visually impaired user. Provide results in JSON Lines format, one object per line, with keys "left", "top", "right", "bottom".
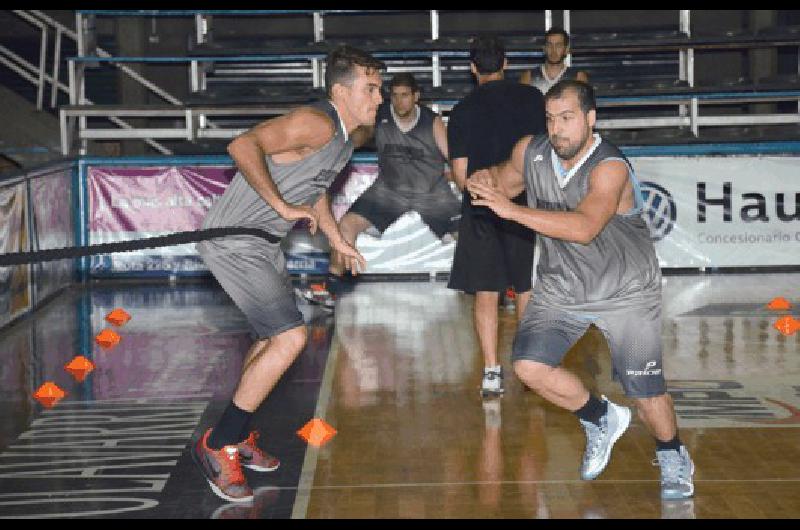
{"left": 87, "top": 165, "right": 236, "bottom": 276}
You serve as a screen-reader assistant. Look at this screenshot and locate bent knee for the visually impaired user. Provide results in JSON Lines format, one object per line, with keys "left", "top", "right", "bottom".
{"left": 513, "top": 359, "right": 554, "bottom": 388}
{"left": 278, "top": 325, "right": 308, "bottom": 352}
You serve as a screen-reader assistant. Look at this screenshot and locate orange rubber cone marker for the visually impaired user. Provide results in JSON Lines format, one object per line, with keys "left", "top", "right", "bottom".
{"left": 95, "top": 328, "right": 121, "bottom": 349}
{"left": 767, "top": 297, "right": 792, "bottom": 311}
{"left": 65, "top": 355, "right": 95, "bottom": 382}
{"left": 774, "top": 316, "right": 800, "bottom": 336}
{"left": 105, "top": 308, "right": 131, "bottom": 327}
{"left": 297, "top": 418, "right": 337, "bottom": 447}
{"left": 34, "top": 382, "right": 66, "bottom": 408}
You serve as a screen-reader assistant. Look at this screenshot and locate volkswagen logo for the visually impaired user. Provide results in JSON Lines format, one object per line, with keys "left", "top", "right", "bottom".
{"left": 640, "top": 181, "right": 676, "bottom": 241}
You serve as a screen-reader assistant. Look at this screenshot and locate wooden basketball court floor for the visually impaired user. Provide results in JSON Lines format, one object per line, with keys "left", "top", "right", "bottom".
{"left": 0, "top": 272, "right": 798, "bottom": 518}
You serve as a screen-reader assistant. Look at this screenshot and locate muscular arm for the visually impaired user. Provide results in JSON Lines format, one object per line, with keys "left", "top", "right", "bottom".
{"left": 469, "top": 159, "right": 630, "bottom": 245}
{"left": 312, "top": 193, "right": 367, "bottom": 274}
{"left": 312, "top": 192, "right": 345, "bottom": 248}
{"left": 227, "top": 107, "right": 334, "bottom": 228}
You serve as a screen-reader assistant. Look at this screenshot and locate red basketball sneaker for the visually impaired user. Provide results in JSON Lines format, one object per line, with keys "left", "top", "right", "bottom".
{"left": 192, "top": 428, "right": 253, "bottom": 502}
{"left": 237, "top": 431, "right": 280, "bottom": 472}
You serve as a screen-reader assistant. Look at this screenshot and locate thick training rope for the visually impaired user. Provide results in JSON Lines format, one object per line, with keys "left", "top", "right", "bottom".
{"left": 0, "top": 227, "right": 280, "bottom": 267}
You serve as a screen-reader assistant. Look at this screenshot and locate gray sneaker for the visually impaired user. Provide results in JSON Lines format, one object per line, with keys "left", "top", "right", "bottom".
{"left": 656, "top": 445, "right": 695, "bottom": 500}
{"left": 579, "top": 396, "right": 631, "bottom": 480}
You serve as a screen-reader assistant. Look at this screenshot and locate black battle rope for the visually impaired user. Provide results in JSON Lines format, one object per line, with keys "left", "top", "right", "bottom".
{"left": 0, "top": 227, "right": 280, "bottom": 267}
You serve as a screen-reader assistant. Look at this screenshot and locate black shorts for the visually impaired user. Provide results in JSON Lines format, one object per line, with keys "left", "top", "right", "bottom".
{"left": 447, "top": 191, "right": 536, "bottom": 294}
{"left": 347, "top": 180, "right": 462, "bottom": 239}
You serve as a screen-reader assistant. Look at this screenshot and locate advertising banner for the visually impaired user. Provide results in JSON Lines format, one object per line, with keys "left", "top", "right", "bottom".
{"left": 87, "top": 165, "right": 235, "bottom": 276}
{"left": 85, "top": 155, "right": 800, "bottom": 277}
{"left": 632, "top": 156, "right": 800, "bottom": 267}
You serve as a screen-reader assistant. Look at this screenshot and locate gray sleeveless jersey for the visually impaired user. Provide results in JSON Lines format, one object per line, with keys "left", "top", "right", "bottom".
{"left": 530, "top": 65, "right": 579, "bottom": 94}
{"left": 374, "top": 103, "right": 447, "bottom": 193}
{"left": 202, "top": 99, "right": 353, "bottom": 239}
{"left": 524, "top": 134, "right": 661, "bottom": 312}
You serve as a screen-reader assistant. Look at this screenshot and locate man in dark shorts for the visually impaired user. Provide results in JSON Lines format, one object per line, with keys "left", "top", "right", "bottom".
{"left": 192, "top": 45, "right": 383, "bottom": 502}
{"left": 447, "top": 35, "right": 546, "bottom": 396}
{"left": 467, "top": 79, "right": 694, "bottom": 500}
{"left": 305, "top": 72, "right": 460, "bottom": 309}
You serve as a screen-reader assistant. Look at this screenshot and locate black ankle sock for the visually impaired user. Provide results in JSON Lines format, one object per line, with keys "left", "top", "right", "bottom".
{"left": 655, "top": 434, "right": 682, "bottom": 452}
{"left": 207, "top": 401, "right": 252, "bottom": 450}
{"left": 574, "top": 395, "right": 608, "bottom": 426}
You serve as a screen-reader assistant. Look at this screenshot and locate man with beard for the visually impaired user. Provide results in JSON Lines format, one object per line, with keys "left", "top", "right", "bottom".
{"left": 521, "top": 27, "right": 588, "bottom": 94}
{"left": 466, "top": 79, "right": 694, "bottom": 500}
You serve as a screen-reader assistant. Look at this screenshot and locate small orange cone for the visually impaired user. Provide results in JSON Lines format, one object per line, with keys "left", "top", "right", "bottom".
{"left": 105, "top": 308, "right": 131, "bottom": 327}
{"left": 65, "top": 355, "right": 95, "bottom": 382}
{"left": 95, "top": 329, "right": 121, "bottom": 349}
{"left": 767, "top": 297, "right": 792, "bottom": 311}
{"left": 297, "top": 418, "right": 337, "bottom": 447}
{"left": 34, "top": 382, "right": 66, "bottom": 408}
{"left": 774, "top": 316, "right": 800, "bottom": 336}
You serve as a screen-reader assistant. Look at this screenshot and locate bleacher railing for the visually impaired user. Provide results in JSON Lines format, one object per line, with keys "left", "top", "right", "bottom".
{"left": 57, "top": 10, "right": 800, "bottom": 155}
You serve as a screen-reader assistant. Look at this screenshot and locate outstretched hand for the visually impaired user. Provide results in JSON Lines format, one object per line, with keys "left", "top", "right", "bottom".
{"left": 466, "top": 180, "right": 518, "bottom": 220}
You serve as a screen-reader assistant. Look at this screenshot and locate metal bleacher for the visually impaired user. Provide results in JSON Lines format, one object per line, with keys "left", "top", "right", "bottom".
{"left": 30, "top": 10, "right": 800, "bottom": 156}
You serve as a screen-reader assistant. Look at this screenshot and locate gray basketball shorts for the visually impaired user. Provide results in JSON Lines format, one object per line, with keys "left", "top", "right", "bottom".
{"left": 511, "top": 302, "right": 666, "bottom": 398}
{"left": 196, "top": 238, "right": 304, "bottom": 340}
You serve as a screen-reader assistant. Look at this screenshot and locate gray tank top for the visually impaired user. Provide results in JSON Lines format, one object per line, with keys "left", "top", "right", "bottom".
{"left": 524, "top": 134, "right": 661, "bottom": 312}
{"left": 530, "top": 65, "right": 579, "bottom": 95}
{"left": 202, "top": 99, "right": 353, "bottom": 240}
{"left": 374, "top": 103, "right": 447, "bottom": 193}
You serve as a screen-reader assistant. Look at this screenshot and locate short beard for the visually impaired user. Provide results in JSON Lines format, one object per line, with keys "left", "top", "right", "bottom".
{"left": 551, "top": 129, "right": 590, "bottom": 161}
{"left": 552, "top": 142, "right": 582, "bottom": 160}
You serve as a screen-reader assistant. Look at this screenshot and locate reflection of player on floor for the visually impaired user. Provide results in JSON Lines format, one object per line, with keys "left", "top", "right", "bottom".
{"left": 305, "top": 73, "right": 459, "bottom": 309}
{"left": 192, "top": 45, "right": 383, "bottom": 502}
{"left": 468, "top": 79, "right": 694, "bottom": 500}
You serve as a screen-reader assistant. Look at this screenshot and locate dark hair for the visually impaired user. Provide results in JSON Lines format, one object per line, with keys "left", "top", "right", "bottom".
{"left": 544, "top": 27, "right": 570, "bottom": 47}
{"left": 469, "top": 35, "right": 505, "bottom": 75}
{"left": 389, "top": 72, "right": 419, "bottom": 93}
{"left": 325, "top": 45, "right": 385, "bottom": 97}
{"left": 545, "top": 80, "right": 596, "bottom": 113}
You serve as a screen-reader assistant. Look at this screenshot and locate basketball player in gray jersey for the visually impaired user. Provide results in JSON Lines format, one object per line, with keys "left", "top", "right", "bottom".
{"left": 467, "top": 80, "right": 694, "bottom": 500}
{"left": 520, "top": 27, "right": 588, "bottom": 95}
{"left": 313, "top": 73, "right": 459, "bottom": 303}
{"left": 192, "top": 45, "right": 384, "bottom": 503}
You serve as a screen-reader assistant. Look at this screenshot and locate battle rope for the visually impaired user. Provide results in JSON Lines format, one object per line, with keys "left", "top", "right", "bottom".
{"left": 0, "top": 227, "right": 280, "bottom": 267}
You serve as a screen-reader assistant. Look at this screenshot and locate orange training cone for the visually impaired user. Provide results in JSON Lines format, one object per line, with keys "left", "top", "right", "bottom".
{"left": 64, "top": 355, "right": 95, "bottom": 382}
{"left": 34, "top": 382, "right": 66, "bottom": 408}
{"left": 95, "top": 328, "right": 121, "bottom": 349}
{"left": 767, "top": 297, "right": 792, "bottom": 311}
{"left": 105, "top": 308, "right": 131, "bottom": 327}
{"left": 297, "top": 418, "right": 337, "bottom": 447}
{"left": 774, "top": 316, "right": 800, "bottom": 336}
